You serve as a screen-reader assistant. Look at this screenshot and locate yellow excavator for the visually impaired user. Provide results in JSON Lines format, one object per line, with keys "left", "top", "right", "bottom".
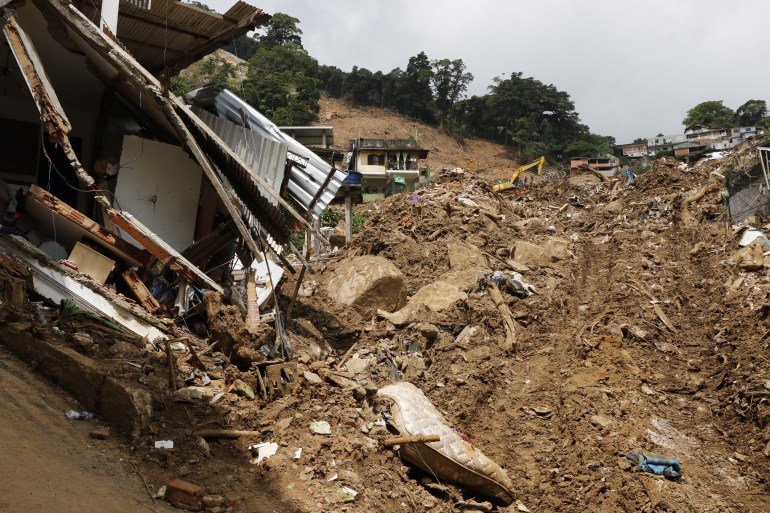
{"left": 493, "top": 156, "right": 545, "bottom": 192}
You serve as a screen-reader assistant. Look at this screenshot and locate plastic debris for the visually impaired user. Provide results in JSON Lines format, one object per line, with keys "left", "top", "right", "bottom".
{"left": 66, "top": 410, "right": 94, "bottom": 420}
{"left": 154, "top": 440, "right": 174, "bottom": 449}
{"left": 248, "top": 442, "right": 278, "bottom": 465}
{"left": 623, "top": 451, "right": 682, "bottom": 479}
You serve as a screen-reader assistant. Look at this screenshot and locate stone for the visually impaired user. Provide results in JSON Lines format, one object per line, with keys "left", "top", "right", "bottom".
{"left": 439, "top": 267, "right": 487, "bottom": 292}
{"left": 303, "top": 371, "right": 324, "bottom": 384}
{"left": 590, "top": 414, "right": 614, "bottom": 430}
{"left": 89, "top": 427, "right": 111, "bottom": 440}
{"left": 165, "top": 479, "right": 203, "bottom": 511}
{"left": 447, "top": 242, "right": 488, "bottom": 269}
{"left": 202, "top": 495, "right": 224, "bottom": 508}
{"left": 326, "top": 255, "right": 406, "bottom": 315}
{"left": 512, "top": 237, "right": 572, "bottom": 268}
{"left": 378, "top": 281, "right": 467, "bottom": 326}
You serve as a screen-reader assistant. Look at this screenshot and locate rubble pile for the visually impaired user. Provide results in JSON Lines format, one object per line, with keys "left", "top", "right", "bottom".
{"left": 5, "top": 145, "right": 770, "bottom": 512}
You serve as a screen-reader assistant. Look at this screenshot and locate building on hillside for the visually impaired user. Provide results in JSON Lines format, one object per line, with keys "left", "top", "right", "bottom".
{"left": 617, "top": 143, "right": 648, "bottom": 158}
{"left": 347, "top": 139, "right": 429, "bottom": 200}
{"left": 646, "top": 134, "right": 687, "bottom": 156}
{"left": 684, "top": 124, "right": 731, "bottom": 150}
{"left": 673, "top": 141, "right": 707, "bottom": 157}
{"left": 731, "top": 126, "right": 764, "bottom": 146}
{"left": 569, "top": 155, "right": 621, "bottom": 177}
{"left": 279, "top": 126, "right": 334, "bottom": 149}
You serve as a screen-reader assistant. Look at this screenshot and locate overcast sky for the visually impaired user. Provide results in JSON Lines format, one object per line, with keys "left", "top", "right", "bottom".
{"left": 206, "top": 0, "right": 768, "bottom": 143}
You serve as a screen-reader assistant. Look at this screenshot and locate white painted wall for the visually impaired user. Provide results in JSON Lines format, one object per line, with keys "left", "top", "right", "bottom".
{"left": 115, "top": 136, "right": 203, "bottom": 252}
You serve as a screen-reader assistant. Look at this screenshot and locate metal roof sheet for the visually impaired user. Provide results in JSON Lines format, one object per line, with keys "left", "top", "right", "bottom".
{"left": 186, "top": 88, "right": 345, "bottom": 219}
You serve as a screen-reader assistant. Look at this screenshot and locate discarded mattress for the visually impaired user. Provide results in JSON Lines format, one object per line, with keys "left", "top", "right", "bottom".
{"left": 377, "top": 382, "right": 514, "bottom": 505}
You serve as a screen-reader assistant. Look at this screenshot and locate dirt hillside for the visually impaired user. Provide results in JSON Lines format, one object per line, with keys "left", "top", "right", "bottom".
{"left": 319, "top": 95, "right": 520, "bottom": 180}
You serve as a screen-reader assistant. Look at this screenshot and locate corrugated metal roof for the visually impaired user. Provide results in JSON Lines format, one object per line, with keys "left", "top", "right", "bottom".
{"left": 187, "top": 88, "right": 346, "bottom": 219}
{"left": 194, "top": 108, "right": 288, "bottom": 208}
{"left": 73, "top": 0, "right": 268, "bottom": 74}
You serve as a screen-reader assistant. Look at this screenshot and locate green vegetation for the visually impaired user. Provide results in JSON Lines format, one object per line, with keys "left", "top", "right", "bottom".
{"left": 682, "top": 99, "right": 770, "bottom": 129}
{"left": 320, "top": 208, "right": 343, "bottom": 228}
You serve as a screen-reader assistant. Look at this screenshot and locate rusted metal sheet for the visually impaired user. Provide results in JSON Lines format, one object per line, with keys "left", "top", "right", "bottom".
{"left": 107, "top": 209, "right": 224, "bottom": 294}
{"left": 120, "top": 268, "right": 161, "bottom": 313}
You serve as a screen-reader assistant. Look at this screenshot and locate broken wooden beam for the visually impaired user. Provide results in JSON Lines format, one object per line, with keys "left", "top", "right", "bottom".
{"left": 382, "top": 434, "right": 441, "bottom": 446}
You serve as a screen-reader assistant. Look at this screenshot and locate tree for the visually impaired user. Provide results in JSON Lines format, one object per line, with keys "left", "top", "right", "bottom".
{"left": 240, "top": 13, "right": 320, "bottom": 126}
{"left": 256, "top": 13, "right": 303, "bottom": 49}
{"left": 395, "top": 52, "right": 435, "bottom": 123}
{"left": 431, "top": 58, "right": 473, "bottom": 130}
{"left": 682, "top": 100, "right": 735, "bottom": 128}
{"left": 734, "top": 99, "right": 767, "bottom": 127}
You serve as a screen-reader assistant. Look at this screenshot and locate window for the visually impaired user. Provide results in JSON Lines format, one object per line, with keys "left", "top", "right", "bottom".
{"left": 367, "top": 154, "right": 384, "bottom": 165}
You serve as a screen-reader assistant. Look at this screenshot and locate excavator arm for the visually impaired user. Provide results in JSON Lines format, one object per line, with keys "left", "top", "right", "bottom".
{"left": 493, "top": 156, "right": 545, "bottom": 192}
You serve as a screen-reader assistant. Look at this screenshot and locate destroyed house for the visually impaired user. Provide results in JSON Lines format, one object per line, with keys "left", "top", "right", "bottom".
{"left": 0, "top": 0, "right": 342, "bottom": 345}
{"left": 569, "top": 155, "right": 621, "bottom": 177}
{"left": 347, "top": 138, "right": 429, "bottom": 196}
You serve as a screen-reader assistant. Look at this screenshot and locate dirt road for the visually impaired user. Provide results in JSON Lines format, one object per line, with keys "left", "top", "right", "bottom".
{"left": 0, "top": 344, "right": 175, "bottom": 513}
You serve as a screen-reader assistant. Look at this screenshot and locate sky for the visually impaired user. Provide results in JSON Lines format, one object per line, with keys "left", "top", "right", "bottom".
{"left": 206, "top": 0, "right": 769, "bottom": 143}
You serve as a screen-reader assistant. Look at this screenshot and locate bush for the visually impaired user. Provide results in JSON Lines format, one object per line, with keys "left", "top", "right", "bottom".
{"left": 320, "top": 208, "right": 344, "bottom": 228}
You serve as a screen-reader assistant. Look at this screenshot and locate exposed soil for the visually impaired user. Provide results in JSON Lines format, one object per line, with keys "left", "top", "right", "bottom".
{"left": 3, "top": 98, "right": 770, "bottom": 513}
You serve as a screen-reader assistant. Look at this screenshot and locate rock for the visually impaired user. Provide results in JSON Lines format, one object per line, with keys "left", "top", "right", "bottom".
{"left": 326, "top": 255, "right": 406, "bottom": 315}
{"left": 108, "top": 341, "right": 140, "bottom": 357}
{"left": 439, "top": 267, "right": 488, "bottom": 292}
{"left": 344, "top": 355, "right": 370, "bottom": 375}
{"left": 413, "top": 322, "right": 440, "bottom": 343}
{"left": 729, "top": 243, "right": 765, "bottom": 271}
{"left": 303, "top": 371, "right": 324, "bottom": 384}
{"left": 618, "top": 457, "right": 633, "bottom": 471}
{"left": 198, "top": 437, "right": 211, "bottom": 458}
{"left": 590, "top": 414, "right": 614, "bottom": 430}
{"left": 641, "top": 384, "right": 657, "bottom": 396}
{"left": 447, "top": 242, "right": 488, "bottom": 269}
{"left": 202, "top": 495, "right": 224, "bottom": 508}
{"left": 379, "top": 280, "right": 467, "bottom": 325}
{"left": 505, "top": 259, "right": 530, "bottom": 273}
{"left": 512, "top": 238, "right": 572, "bottom": 268}
{"left": 89, "top": 427, "right": 111, "bottom": 440}
{"left": 72, "top": 332, "right": 93, "bottom": 350}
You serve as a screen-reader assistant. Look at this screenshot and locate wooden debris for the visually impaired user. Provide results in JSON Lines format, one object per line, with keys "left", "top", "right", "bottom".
{"left": 382, "top": 434, "right": 440, "bottom": 446}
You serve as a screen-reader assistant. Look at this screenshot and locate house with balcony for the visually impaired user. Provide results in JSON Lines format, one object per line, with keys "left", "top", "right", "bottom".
{"left": 347, "top": 139, "right": 429, "bottom": 199}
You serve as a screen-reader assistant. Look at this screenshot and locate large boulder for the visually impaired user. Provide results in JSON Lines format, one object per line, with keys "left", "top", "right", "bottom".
{"left": 379, "top": 280, "right": 467, "bottom": 326}
{"left": 447, "top": 241, "right": 488, "bottom": 269}
{"left": 512, "top": 237, "right": 572, "bottom": 268}
{"left": 327, "top": 255, "right": 406, "bottom": 315}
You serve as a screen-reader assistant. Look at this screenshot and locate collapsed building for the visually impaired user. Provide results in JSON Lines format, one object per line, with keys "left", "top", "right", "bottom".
{"left": 0, "top": 0, "right": 347, "bottom": 421}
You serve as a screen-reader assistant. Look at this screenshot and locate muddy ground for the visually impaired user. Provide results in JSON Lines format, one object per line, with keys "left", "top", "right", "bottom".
{"left": 4, "top": 120, "right": 770, "bottom": 511}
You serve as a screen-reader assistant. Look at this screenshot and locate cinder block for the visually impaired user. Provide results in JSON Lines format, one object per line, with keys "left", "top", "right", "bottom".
{"left": 165, "top": 479, "right": 203, "bottom": 511}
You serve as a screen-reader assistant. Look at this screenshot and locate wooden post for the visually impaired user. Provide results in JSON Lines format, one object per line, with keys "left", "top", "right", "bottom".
{"left": 313, "top": 217, "right": 321, "bottom": 257}
{"left": 344, "top": 187, "right": 353, "bottom": 243}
